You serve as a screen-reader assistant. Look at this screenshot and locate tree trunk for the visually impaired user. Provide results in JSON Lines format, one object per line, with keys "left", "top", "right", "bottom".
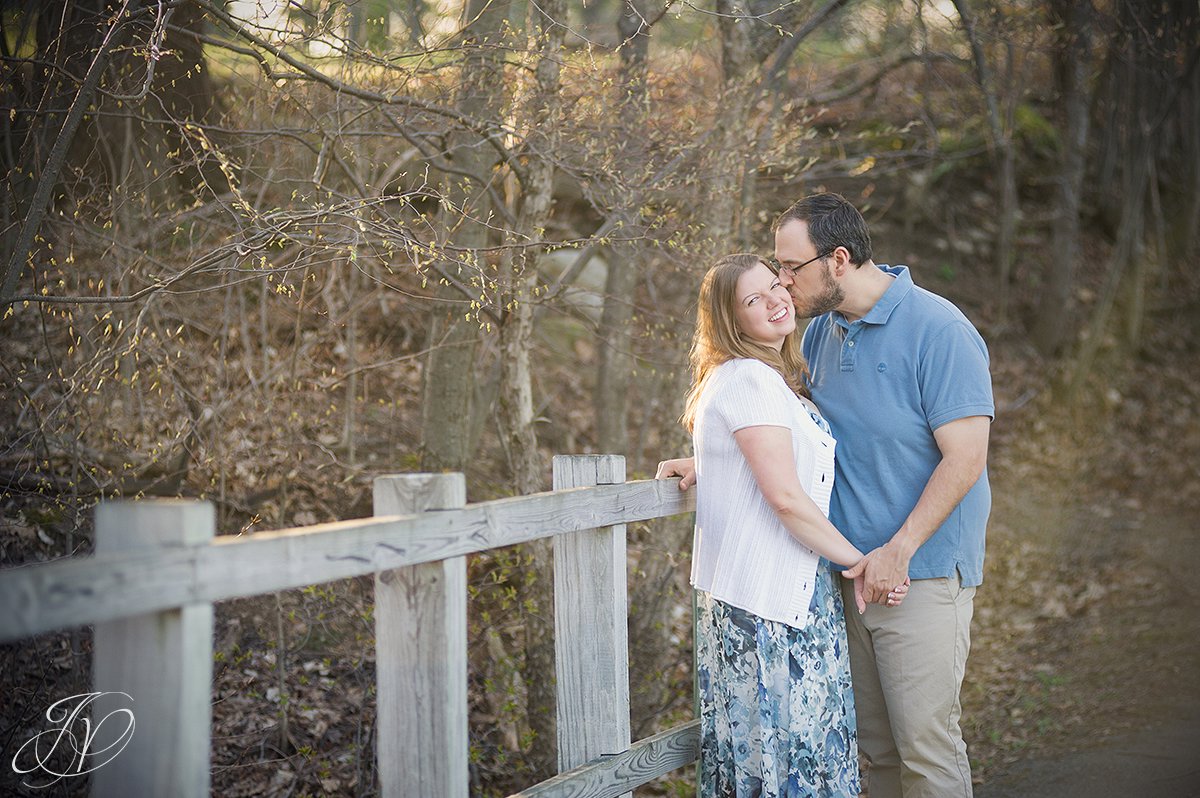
{"left": 950, "top": 0, "right": 1018, "bottom": 322}
{"left": 419, "top": 0, "right": 509, "bottom": 473}
{"left": 1, "top": 0, "right": 145, "bottom": 304}
{"left": 498, "top": 0, "right": 566, "bottom": 780}
{"left": 1106, "top": 0, "right": 1193, "bottom": 354}
{"left": 400, "top": 0, "right": 426, "bottom": 48}
{"left": 1033, "top": 0, "right": 1093, "bottom": 356}
{"left": 705, "top": 0, "right": 755, "bottom": 248}
{"left": 596, "top": 217, "right": 641, "bottom": 455}
{"left": 161, "top": 1, "right": 230, "bottom": 200}
{"left": 1184, "top": 79, "right": 1200, "bottom": 263}
{"left": 996, "top": 40, "right": 1018, "bottom": 322}
{"left": 595, "top": 0, "right": 651, "bottom": 455}
{"left": 499, "top": 0, "right": 562, "bottom": 496}
{"left": 1068, "top": 6, "right": 1154, "bottom": 398}
{"left": 1067, "top": 148, "right": 1148, "bottom": 400}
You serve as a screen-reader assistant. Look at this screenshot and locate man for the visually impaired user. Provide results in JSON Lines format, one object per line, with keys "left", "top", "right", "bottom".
{"left": 658, "top": 193, "right": 993, "bottom": 797}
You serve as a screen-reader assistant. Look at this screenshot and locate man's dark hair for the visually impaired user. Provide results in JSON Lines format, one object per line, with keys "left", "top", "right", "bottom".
{"left": 772, "top": 192, "right": 873, "bottom": 266}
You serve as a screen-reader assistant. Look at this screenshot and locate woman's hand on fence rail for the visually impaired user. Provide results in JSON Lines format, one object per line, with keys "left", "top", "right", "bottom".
{"left": 654, "top": 457, "right": 697, "bottom": 490}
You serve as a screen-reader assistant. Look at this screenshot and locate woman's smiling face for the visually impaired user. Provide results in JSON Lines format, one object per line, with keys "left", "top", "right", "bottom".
{"left": 733, "top": 261, "right": 795, "bottom": 351}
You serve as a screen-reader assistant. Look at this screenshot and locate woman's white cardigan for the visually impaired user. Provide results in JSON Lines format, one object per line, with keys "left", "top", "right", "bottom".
{"left": 691, "top": 358, "right": 837, "bottom": 627}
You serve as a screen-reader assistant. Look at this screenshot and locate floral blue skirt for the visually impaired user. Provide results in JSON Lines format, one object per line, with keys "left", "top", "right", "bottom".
{"left": 696, "top": 563, "right": 859, "bottom": 797}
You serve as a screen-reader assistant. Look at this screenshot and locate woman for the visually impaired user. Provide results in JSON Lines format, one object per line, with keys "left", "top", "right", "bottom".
{"left": 681, "top": 253, "right": 905, "bottom": 797}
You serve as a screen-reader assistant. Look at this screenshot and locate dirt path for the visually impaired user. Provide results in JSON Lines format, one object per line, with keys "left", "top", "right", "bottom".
{"left": 975, "top": 701, "right": 1200, "bottom": 797}
{"left": 971, "top": 491, "right": 1200, "bottom": 794}
{"left": 962, "top": 374, "right": 1200, "bottom": 791}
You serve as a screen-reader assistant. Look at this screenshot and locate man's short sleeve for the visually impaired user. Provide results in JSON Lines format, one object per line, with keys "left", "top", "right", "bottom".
{"left": 713, "top": 360, "right": 795, "bottom": 432}
{"left": 919, "top": 321, "right": 995, "bottom": 430}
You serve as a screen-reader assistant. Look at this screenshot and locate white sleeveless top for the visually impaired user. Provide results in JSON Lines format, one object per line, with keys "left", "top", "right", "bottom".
{"left": 691, "top": 358, "right": 837, "bottom": 627}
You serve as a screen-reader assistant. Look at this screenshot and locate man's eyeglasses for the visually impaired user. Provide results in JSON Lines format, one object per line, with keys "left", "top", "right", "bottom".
{"left": 770, "top": 250, "right": 834, "bottom": 277}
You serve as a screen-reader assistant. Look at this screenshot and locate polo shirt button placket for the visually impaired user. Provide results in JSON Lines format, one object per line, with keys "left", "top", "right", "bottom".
{"left": 841, "top": 329, "right": 860, "bottom": 372}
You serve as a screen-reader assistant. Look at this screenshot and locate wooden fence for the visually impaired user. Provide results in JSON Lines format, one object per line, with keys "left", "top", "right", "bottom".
{"left": 0, "top": 454, "right": 700, "bottom": 797}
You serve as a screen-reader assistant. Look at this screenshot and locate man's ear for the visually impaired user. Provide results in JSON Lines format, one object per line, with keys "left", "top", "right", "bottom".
{"left": 831, "top": 246, "right": 852, "bottom": 276}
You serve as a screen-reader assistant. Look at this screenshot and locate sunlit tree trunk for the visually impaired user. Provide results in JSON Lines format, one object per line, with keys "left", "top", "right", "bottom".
{"left": 498, "top": 0, "right": 565, "bottom": 779}
{"left": 602, "top": 0, "right": 684, "bottom": 737}
{"left": 499, "top": 1, "right": 561, "bottom": 496}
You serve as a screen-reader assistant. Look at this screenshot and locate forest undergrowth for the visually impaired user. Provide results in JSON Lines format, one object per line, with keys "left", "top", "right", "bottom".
{"left": 2, "top": 226, "right": 1198, "bottom": 798}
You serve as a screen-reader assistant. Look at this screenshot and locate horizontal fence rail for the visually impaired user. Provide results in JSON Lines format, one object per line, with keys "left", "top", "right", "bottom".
{"left": 0, "top": 478, "right": 694, "bottom": 643}
{"left": 0, "top": 458, "right": 700, "bottom": 798}
{"left": 509, "top": 720, "right": 702, "bottom": 798}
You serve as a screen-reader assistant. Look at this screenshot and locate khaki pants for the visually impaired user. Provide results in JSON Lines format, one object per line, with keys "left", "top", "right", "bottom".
{"left": 840, "top": 575, "right": 975, "bottom": 798}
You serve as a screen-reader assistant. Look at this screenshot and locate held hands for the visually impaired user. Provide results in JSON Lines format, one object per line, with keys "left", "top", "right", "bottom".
{"left": 655, "top": 457, "right": 697, "bottom": 490}
{"left": 885, "top": 577, "right": 910, "bottom": 608}
{"left": 844, "top": 547, "right": 911, "bottom": 612}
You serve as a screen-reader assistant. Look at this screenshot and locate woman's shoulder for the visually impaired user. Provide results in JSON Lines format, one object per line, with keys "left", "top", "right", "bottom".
{"left": 721, "top": 357, "right": 783, "bottom": 379}
{"left": 708, "top": 358, "right": 793, "bottom": 402}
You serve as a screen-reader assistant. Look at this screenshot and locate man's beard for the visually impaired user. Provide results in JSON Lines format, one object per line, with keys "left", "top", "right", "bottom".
{"left": 792, "top": 267, "right": 844, "bottom": 318}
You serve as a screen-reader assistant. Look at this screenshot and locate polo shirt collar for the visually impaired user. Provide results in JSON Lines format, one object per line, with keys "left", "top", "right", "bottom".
{"left": 834, "top": 264, "right": 912, "bottom": 329}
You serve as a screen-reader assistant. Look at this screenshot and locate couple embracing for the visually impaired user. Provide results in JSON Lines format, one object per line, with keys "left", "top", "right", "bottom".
{"left": 658, "top": 193, "right": 993, "bottom": 797}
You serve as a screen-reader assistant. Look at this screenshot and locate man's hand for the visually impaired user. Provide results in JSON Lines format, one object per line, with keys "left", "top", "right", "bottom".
{"left": 655, "top": 457, "right": 696, "bottom": 490}
{"left": 843, "top": 543, "right": 913, "bottom": 606}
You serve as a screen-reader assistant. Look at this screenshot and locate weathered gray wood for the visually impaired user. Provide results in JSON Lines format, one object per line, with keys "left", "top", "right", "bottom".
{"left": 373, "top": 474, "right": 468, "bottom": 798}
{"left": 506, "top": 719, "right": 701, "bottom": 798}
{"left": 91, "top": 500, "right": 214, "bottom": 798}
{"left": 0, "top": 479, "right": 695, "bottom": 643}
{"left": 552, "top": 455, "right": 630, "bottom": 785}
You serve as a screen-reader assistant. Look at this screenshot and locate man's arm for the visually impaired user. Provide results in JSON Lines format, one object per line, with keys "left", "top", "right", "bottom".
{"left": 843, "top": 415, "right": 990, "bottom": 602}
{"left": 655, "top": 457, "right": 696, "bottom": 490}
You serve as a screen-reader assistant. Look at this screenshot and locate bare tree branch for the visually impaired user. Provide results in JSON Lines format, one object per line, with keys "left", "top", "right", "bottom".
{"left": 763, "top": 0, "right": 853, "bottom": 84}
{"left": 192, "top": 0, "right": 526, "bottom": 185}
{"left": 810, "top": 52, "right": 963, "bottom": 105}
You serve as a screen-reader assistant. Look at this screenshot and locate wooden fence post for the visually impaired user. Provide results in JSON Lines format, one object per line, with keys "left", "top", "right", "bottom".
{"left": 373, "top": 473, "right": 468, "bottom": 798}
{"left": 91, "top": 500, "right": 215, "bottom": 798}
{"left": 552, "top": 455, "right": 631, "bottom": 786}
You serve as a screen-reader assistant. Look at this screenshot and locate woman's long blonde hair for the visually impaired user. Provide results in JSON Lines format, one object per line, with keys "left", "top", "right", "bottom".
{"left": 681, "top": 253, "right": 811, "bottom": 433}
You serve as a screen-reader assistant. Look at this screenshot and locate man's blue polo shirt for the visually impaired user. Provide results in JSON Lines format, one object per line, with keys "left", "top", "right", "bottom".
{"left": 801, "top": 265, "right": 994, "bottom": 586}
